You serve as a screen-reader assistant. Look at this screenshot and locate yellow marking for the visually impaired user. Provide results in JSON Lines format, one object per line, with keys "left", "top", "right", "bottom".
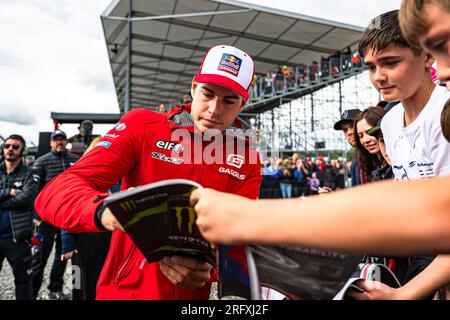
{"left": 124, "top": 202, "right": 167, "bottom": 229}
{"left": 175, "top": 207, "right": 183, "bottom": 231}
{"left": 188, "top": 207, "right": 196, "bottom": 234}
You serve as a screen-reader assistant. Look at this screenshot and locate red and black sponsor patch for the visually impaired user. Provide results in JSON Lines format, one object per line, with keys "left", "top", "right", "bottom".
{"left": 218, "top": 53, "right": 242, "bottom": 76}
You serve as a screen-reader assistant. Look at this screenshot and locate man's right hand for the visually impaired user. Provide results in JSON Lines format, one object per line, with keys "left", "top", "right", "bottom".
{"left": 101, "top": 207, "right": 124, "bottom": 231}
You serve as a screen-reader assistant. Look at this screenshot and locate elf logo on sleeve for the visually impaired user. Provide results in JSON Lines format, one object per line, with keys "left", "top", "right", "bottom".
{"left": 156, "top": 140, "right": 184, "bottom": 154}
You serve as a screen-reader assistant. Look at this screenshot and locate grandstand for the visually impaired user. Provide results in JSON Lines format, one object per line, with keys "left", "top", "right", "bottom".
{"left": 101, "top": 0, "right": 377, "bottom": 152}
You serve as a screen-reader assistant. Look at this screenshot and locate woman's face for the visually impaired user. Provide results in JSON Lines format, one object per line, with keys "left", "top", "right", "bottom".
{"left": 357, "top": 118, "right": 380, "bottom": 154}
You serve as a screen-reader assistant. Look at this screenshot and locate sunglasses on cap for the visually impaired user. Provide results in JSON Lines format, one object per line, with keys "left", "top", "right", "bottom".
{"left": 2, "top": 144, "right": 21, "bottom": 150}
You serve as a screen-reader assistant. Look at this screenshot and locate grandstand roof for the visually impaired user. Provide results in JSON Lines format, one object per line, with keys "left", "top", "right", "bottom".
{"left": 51, "top": 112, "right": 122, "bottom": 124}
{"left": 101, "top": 0, "right": 364, "bottom": 112}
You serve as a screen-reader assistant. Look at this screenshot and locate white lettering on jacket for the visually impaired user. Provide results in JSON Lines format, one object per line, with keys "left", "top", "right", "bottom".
{"left": 218, "top": 167, "right": 245, "bottom": 180}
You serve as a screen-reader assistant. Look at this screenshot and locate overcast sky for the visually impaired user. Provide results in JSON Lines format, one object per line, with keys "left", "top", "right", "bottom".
{"left": 0, "top": 0, "right": 401, "bottom": 146}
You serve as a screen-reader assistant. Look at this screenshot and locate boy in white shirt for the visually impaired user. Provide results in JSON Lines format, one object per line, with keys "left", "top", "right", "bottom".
{"left": 380, "top": 85, "right": 450, "bottom": 180}
{"left": 355, "top": 9, "right": 450, "bottom": 300}
{"left": 190, "top": 1, "right": 450, "bottom": 300}
{"left": 360, "top": 11, "right": 450, "bottom": 181}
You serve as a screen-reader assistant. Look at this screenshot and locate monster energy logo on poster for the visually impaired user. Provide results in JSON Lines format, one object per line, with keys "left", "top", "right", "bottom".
{"left": 174, "top": 206, "right": 196, "bottom": 234}
{"left": 102, "top": 179, "right": 216, "bottom": 266}
{"left": 120, "top": 200, "right": 136, "bottom": 212}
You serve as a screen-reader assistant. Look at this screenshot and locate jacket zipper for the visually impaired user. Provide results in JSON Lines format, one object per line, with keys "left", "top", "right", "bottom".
{"left": 113, "top": 245, "right": 136, "bottom": 286}
{"left": 61, "top": 155, "right": 66, "bottom": 171}
{"left": 199, "top": 140, "right": 207, "bottom": 183}
{"left": 8, "top": 211, "right": 17, "bottom": 243}
{"left": 5, "top": 175, "right": 17, "bottom": 242}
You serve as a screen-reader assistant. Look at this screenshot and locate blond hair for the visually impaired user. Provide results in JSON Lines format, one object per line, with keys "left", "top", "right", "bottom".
{"left": 399, "top": 0, "right": 450, "bottom": 49}
{"left": 83, "top": 136, "right": 102, "bottom": 156}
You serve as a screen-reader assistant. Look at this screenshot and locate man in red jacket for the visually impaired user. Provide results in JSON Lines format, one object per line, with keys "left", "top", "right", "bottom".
{"left": 34, "top": 45, "right": 262, "bottom": 300}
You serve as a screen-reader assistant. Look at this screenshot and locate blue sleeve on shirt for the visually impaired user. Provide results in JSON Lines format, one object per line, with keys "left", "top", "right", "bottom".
{"left": 351, "top": 160, "right": 361, "bottom": 186}
{"left": 61, "top": 229, "right": 76, "bottom": 254}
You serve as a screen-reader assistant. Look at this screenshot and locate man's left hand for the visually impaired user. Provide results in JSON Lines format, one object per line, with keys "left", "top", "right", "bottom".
{"left": 61, "top": 249, "right": 78, "bottom": 261}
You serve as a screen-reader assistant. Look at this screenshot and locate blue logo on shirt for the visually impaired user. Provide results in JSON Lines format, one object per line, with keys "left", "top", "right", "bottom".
{"left": 96, "top": 141, "right": 112, "bottom": 149}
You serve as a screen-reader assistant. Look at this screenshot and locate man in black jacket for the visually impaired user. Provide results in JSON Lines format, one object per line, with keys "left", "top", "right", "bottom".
{"left": 0, "top": 134, "right": 39, "bottom": 300}
{"left": 31, "top": 129, "right": 79, "bottom": 300}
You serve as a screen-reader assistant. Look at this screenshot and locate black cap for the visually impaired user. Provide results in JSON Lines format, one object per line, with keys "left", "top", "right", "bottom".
{"left": 384, "top": 101, "right": 400, "bottom": 112}
{"left": 333, "top": 109, "right": 361, "bottom": 130}
{"left": 377, "top": 100, "right": 400, "bottom": 112}
{"left": 376, "top": 100, "right": 388, "bottom": 108}
{"left": 368, "top": 101, "right": 399, "bottom": 137}
{"left": 51, "top": 129, "right": 67, "bottom": 140}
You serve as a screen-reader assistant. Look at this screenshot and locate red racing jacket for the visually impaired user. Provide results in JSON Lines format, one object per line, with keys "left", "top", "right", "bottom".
{"left": 35, "top": 105, "right": 262, "bottom": 300}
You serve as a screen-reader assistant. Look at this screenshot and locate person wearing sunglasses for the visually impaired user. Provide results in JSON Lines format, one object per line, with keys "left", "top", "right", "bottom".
{"left": 31, "top": 129, "right": 79, "bottom": 300}
{"left": 0, "top": 134, "right": 39, "bottom": 300}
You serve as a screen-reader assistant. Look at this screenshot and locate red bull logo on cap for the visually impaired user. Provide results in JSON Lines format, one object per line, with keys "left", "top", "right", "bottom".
{"left": 218, "top": 53, "right": 242, "bottom": 76}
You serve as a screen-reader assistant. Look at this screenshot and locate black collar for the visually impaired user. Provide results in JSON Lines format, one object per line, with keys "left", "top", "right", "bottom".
{"left": 0, "top": 160, "right": 23, "bottom": 175}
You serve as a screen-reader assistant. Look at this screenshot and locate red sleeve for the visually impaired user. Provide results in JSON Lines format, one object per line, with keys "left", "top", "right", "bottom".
{"left": 34, "top": 109, "right": 159, "bottom": 232}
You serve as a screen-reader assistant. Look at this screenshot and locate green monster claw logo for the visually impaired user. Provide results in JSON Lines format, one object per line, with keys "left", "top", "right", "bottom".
{"left": 120, "top": 200, "right": 136, "bottom": 212}
{"left": 175, "top": 206, "right": 196, "bottom": 234}
{"left": 124, "top": 202, "right": 167, "bottom": 229}
{"left": 123, "top": 188, "right": 197, "bottom": 232}
{"left": 173, "top": 188, "right": 197, "bottom": 234}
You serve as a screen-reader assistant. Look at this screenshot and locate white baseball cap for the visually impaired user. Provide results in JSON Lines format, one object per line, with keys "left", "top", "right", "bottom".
{"left": 193, "top": 45, "right": 254, "bottom": 99}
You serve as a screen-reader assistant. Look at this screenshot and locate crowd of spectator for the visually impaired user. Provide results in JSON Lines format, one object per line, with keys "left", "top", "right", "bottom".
{"left": 164, "top": 49, "right": 364, "bottom": 109}
{"left": 248, "top": 49, "right": 363, "bottom": 101}
{"left": 260, "top": 154, "right": 347, "bottom": 198}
